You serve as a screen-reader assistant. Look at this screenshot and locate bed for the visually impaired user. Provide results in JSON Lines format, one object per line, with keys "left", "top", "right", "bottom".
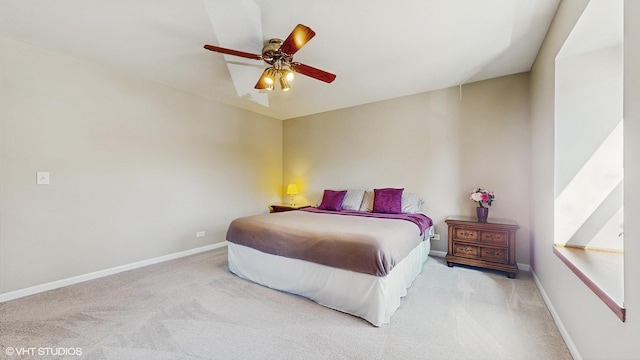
{"left": 225, "top": 189, "right": 433, "bottom": 326}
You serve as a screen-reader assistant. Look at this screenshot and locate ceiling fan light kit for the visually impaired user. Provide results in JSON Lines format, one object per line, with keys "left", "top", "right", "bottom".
{"left": 204, "top": 24, "right": 336, "bottom": 92}
{"left": 256, "top": 59, "right": 296, "bottom": 91}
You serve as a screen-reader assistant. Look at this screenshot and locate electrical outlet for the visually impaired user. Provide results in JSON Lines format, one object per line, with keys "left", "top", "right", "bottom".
{"left": 196, "top": 231, "right": 205, "bottom": 238}
{"left": 431, "top": 234, "right": 441, "bottom": 241}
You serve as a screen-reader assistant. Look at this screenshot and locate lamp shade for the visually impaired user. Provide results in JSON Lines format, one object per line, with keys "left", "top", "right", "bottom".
{"left": 286, "top": 184, "right": 299, "bottom": 195}
{"left": 279, "top": 75, "right": 291, "bottom": 91}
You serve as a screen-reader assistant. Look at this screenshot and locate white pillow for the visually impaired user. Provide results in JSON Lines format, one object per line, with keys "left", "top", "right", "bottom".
{"left": 401, "top": 193, "right": 424, "bottom": 214}
{"left": 358, "top": 190, "right": 374, "bottom": 212}
{"left": 342, "top": 189, "right": 365, "bottom": 210}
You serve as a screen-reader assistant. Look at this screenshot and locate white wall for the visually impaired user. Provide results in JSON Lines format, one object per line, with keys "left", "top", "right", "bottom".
{"left": 0, "top": 36, "right": 282, "bottom": 295}
{"left": 530, "top": 0, "right": 640, "bottom": 358}
{"left": 283, "top": 73, "right": 531, "bottom": 264}
{"left": 623, "top": 0, "right": 640, "bottom": 351}
{"left": 555, "top": 44, "right": 624, "bottom": 250}
{"left": 555, "top": 46, "right": 623, "bottom": 193}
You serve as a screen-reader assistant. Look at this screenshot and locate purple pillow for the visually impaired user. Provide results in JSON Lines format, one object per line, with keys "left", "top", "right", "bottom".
{"left": 318, "top": 190, "right": 347, "bottom": 211}
{"left": 373, "top": 188, "right": 404, "bottom": 214}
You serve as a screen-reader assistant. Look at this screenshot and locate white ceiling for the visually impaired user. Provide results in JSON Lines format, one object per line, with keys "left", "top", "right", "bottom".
{"left": 0, "top": 0, "right": 560, "bottom": 120}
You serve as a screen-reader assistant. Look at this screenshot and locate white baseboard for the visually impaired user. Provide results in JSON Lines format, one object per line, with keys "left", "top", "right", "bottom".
{"left": 0, "top": 242, "right": 227, "bottom": 303}
{"left": 429, "top": 250, "right": 531, "bottom": 271}
{"left": 429, "top": 250, "right": 447, "bottom": 257}
{"left": 532, "top": 270, "right": 582, "bottom": 360}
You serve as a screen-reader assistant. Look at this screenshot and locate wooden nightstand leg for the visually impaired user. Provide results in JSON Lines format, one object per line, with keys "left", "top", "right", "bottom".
{"left": 507, "top": 272, "right": 516, "bottom": 279}
{"left": 446, "top": 262, "right": 454, "bottom": 267}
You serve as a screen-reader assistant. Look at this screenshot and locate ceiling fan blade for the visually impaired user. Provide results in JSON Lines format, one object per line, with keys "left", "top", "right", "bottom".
{"left": 203, "top": 44, "right": 262, "bottom": 60}
{"left": 291, "top": 63, "right": 336, "bottom": 83}
{"left": 278, "top": 24, "right": 316, "bottom": 55}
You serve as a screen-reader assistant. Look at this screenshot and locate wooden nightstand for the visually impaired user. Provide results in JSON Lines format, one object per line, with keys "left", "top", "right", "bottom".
{"left": 444, "top": 216, "right": 520, "bottom": 278}
{"left": 270, "top": 204, "right": 311, "bottom": 213}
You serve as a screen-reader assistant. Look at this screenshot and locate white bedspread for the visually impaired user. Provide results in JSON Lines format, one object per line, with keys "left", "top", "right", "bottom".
{"left": 227, "top": 229, "right": 431, "bottom": 326}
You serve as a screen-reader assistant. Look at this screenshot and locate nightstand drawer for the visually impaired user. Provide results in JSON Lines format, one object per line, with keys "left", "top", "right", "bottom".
{"left": 480, "top": 231, "right": 508, "bottom": 246}
{"left": 454, "top": 228, "right": 478, "bottom": 241}
{"left": 453, "top": 243, "right": 479, "bottom": 258}
{"left": 480, "top": 247, "right": 507, "bottom": 263}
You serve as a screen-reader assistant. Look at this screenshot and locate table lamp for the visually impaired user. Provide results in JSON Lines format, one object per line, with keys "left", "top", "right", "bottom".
{"left": 286, "top": 184, "right": 299, "bottom": 206}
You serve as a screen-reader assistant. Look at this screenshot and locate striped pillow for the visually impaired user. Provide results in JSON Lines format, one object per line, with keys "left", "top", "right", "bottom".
{"left": 341, "top": 189, "right": 365, "bottom": 210}
{"left": 401, "top": 193, "right": 424, "bottom": 214}
{"left": 358, "top": 191, "right": 374, "bottom": 212}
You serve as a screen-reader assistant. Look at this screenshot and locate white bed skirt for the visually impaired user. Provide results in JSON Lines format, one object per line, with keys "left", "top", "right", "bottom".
{"left": 227, "top": 234, "right": 431, "bottom": 326}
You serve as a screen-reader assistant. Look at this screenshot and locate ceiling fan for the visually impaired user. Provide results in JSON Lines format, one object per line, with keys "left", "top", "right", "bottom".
{"left": 204, "top": 24, "right": 336, "bottom": 91}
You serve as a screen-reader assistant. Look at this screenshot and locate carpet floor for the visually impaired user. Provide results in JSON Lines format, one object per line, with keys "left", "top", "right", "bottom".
{"left": 0, "top": 247, "right": 572, "bottom": 359}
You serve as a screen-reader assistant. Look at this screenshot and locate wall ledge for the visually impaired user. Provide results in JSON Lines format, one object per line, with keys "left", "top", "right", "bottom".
{"left": 553, "top": 245, "right": 625, "bottom": 322}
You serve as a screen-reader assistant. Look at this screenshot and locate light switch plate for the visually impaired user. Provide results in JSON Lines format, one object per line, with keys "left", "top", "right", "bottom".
{"left": 36, "top": 172, "right": 50, "bottom": 185}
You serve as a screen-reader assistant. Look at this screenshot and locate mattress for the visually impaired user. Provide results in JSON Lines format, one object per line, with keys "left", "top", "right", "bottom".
{"left": 226, "top": 209, "right": 431, "bottom": 276}
{"left": 225, "top": 209, "right": 433, "bottom": 326}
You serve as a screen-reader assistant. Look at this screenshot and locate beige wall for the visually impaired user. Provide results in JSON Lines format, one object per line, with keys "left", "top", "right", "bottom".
{"left": 283, "top": 73, "right": 531, "bottom": 264}
{"left": 530, "top": 0, "right": 640, "bottom": 358}
{"left": 0, "top": 36, "right": 282, "bottom": 294}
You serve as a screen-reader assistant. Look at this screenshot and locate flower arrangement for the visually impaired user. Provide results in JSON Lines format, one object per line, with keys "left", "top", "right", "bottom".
{"left": 470, "top": 188, "right": 495, "bottom": 208}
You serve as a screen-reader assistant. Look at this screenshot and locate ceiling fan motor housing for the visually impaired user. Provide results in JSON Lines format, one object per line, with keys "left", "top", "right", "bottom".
{"left": 261, "top": 39, "right": 292, "bottom": 65}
